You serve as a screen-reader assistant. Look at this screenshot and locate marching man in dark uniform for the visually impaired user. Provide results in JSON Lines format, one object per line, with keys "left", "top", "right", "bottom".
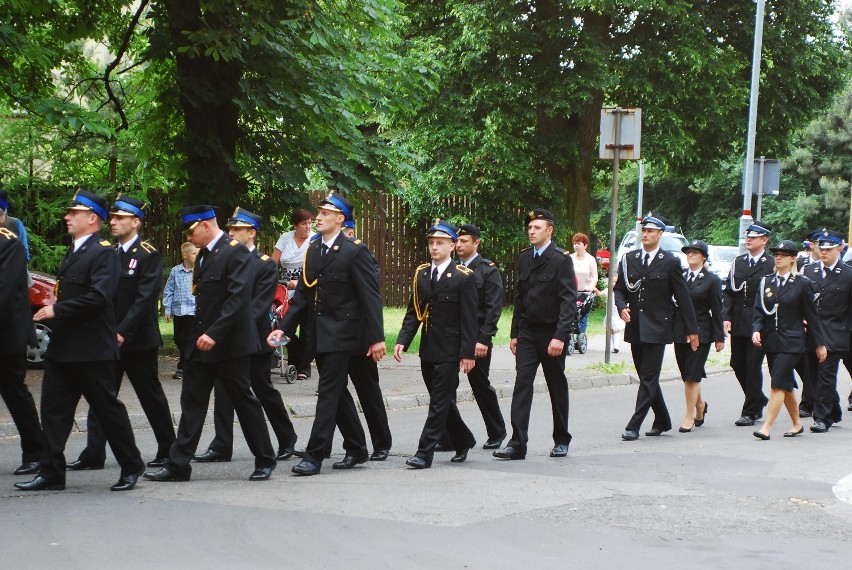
{"left": 752, "top": 240, "right": 826, "bottom": 440}
{"left": 802, "top": 229, "right": 852, "bottom": 433}
{"left": 723, "top": 221, "right": 774, "bottom": 426}
{"left": 195, "top": 207, "right": 298, "bottom": 462}
{"left": 144, "top": 206, "right": 276, "bottom": 482}
{"left": 268, "top": 192, "right": 386, "bottom": 476}
{"left": 69, "top": 194, "right": 175, "bottom": 471}
{"left": 17, "top": 189, "right": 145, "bottom": 491}
{"left": 795, "top": 229, "right": 821, "bottom": 418}
{"left": 616, "top": 212, "right": 698, "bottom": 441}
{"left": 455, "top": 223, "right": 507, "bottom": 449}
{"left": 395, "top": 220, "right": 478, "bottom": 468}
{"left": 0, "top": 223, "right": 43, "bottom": 476}
{"left": 494, "top": 209, "right": 576, "bottom": 460}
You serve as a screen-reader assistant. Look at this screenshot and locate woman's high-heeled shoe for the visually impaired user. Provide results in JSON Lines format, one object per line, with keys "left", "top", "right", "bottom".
{"left": 694, "top": 402, "right": 709, "bottom": 427}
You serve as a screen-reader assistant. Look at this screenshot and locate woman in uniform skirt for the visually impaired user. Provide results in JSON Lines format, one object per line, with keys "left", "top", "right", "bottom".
{"left": 673, "top": 240, "right": 725, "bottom": 432}
{"left": 752, "top": 240, "right": 827, "bottom": 440}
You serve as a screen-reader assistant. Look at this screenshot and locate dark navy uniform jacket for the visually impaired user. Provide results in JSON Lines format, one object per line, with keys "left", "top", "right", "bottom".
{"left": 250, "top": 248, "right": 279, "bottom": 355}
{"left": 723, "top": 252, "right": 773, "bottom": 336}
{"left": 804, "top": 262, "right": 852, "bottom": 353}
{"left": 673, "top": 267, "right": 724, "bottom": 344}
{"left": 466, "top": 255, "right": 503, "bottom": 346}
{"left": 510, "top": 244, "right": 576, "bottom": 342}
{"left": 752, "top": 273, "right": 825, "bottom": 354}
{"left": 115, "top": 236, "right": 163, "bottom": 352}
{"left": 0, "top": 228, "right": 34, "bottom": 355}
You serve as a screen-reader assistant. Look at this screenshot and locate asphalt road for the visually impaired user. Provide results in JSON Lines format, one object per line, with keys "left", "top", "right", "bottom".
{"left": 1, "top": 369, "right": 851, "bottom": 569}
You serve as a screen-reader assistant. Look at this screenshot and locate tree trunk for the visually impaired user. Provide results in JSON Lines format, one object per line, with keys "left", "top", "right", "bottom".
{"left": 562, "top": 92, "right": 603, "bottom": 237}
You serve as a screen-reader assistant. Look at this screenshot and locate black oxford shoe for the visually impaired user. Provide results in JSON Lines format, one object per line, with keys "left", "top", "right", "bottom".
{"left": 143, "top": 467, "right": 190, "bottom": 482}
{"left": 249, "top": 467, "right": 274, "bottom": 481}
{"left": 645, "top": 427, "right": 671, "bottom": 437}
{"left": 550, "top": 444, "right": 570, "bottom": 457}
{"left": 798, "top": 408, "right": 813, "bottom": 418}
{"left": 276, "top": 448, "right": 295, "bottom": 461}
{"left": 492, "top": 446, "right": 526, "bottom": 460}
{"left": 735, "top": 415, "right": 756, "bottom": 426}
{"left": 433, "top": 442, "right": 453, "bottom": 452}
{"left": 66, "top": 458, "right": 104, "bottom": 471}
{"left": 14, "top": 476, "right": 65, "bottom": 491}
{"left": 13, "top": 462, "right": 40, "bottom": 475}
{"left": 146, "top": 456, "right": 168, "bottom": 468}
{"left": 810, "top": 421, "right": 829, "bottom": 433}
{"left": 405, "top": 456, "right": 431, "bottom": 469}
{"left": 192, "top": 449, "right": 231, "bottom": 463}
{"left": 111, "top": 471, "right": 143, "bottom": 491}
{"left": 370, "top": 449, "right": 390, "bottom": 461}
{"left": 291, "top": 460, "right": 320, "bottom": 476}
{"left": 482, "top": 438, "right": 504, "bottom": 450}
{"left": 333, "top": 453, "right": 369, "bottom": 470}
{"left": 451, "top": 448, "right": 471, "bottom": 463}
{"left": 621, "top": 430, "right": 639, "bottom": 441}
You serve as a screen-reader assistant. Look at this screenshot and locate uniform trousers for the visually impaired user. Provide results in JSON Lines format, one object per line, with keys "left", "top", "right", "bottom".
{"left": 415, "top": 361, "right": 475, "bottom": 463}
{"left": 807, "top": 351, "right": 844, "bottom": 425}
{"left": 302, "top": 351, "right": 367, "bottom": 466}
{"left": 208, "top": 351, "right": 298, "bottom": 455}
{"left": 166, "top": 355, "right": 275, "bottom": 475}
{"left": 729, "top": 335, "right": 769, "bottom": 419}
{"left": 348, "top": 354, "right": 392, "bottom": 451}
{"left": 39, "top": 359, "right": 144, "bottom": 484}
{"left": 172, "top": 315, "right": 194, "bottom": 371}
{"left": 80, "top": 348, "right": 175, "bottom": 464}
{"left": 0, "top": 353, "right": 43, "bottom": 463}
{"left": 626, "top": 342, "right": 670, "bottom": 432}
{"left": 796, "top": 354, "right": 815, "bottom": 412}
{"left": 507, "top": 327, "right": 571, "bottom": 452}
{"left": 465, "top": 346, "right": 506, "bottom": 440}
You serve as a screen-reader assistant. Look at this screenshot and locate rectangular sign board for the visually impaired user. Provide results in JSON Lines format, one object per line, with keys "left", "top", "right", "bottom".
{"left": 599, "top": 108, "right": 642, "bottom": 160}
{"left": 741, "top": 159, "right": 780, "bottom": 196}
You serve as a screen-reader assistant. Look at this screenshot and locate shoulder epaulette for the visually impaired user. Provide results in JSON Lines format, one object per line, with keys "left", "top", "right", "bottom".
{"left": 261, "top": 254, "right": 270, "bottom": 261}
{"left": 456, "top": 264, "right": 473, "bottom": 275}
{"left": 353, "top": 239, "right": 362, "bottom": 245}
{"left": 563, "top": 250, "right": 570, "bottom": 256}
{"left": 521, "top": 246, "right": 532, "bottom": 252}
{"left": 0, "top": 227, "right": 17, "bottom": 240}
{"left": 310, "top": 233, "right": 322, "bottom": 242}
{"left": 416, "top": 262, "right": 430, "bottom": 270}
{"left": 99, "top": 240, "right": 111, "bottom": 247}
{"left": 488, "top": 262, "right": 496, "bottom": 267}
{"left": 140, "top": 241, "right": 157, "bottom": 254}
{"left": 229, "top": 239, "right": 239, "bottom": 247}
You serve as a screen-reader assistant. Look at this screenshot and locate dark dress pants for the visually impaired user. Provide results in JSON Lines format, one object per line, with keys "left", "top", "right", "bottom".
{"left": 287, "top": 314, "right": 314, "bottom": 377}
{"left": 39, "top": 359, "right": 144, "bottom": 484}
{"left": 625, "top": 342, "right": 670, "bottom": 432}
{"left": 465, "top": 346, "right": 506, "bottom": 440}
{"left": 0, "top": 353, "right": 43, "bottom": 463}
{"left": 80, "top": 348, "right": 175, "bottom": 464}
{"left": 302, "top": 351, "right": 367, "bottom": 466}
{"left": 507, "top": 329, "right": 572, "bottom": 452}
{"left": 348, "top": 353, "right": 392, "bottom": 451}
{"left": 415, "top": 360, "right": 475, "bottom": 463}
{"left": 208, "top": 351, "right": 298, "bottom": 455}
{"left": 166, "top": 355, "right": 275, "bottom": 475}
{"left": 730, "top": 335, "right": 769, "bottom": 419}
{"left": 808, "top": 351, "right": 843, "bottom": 425}
{"left": 172, "top": 315, "right": 194, "bottom": 371}
{"left": 796, "top": 353, "right": 815, "bottom": 412}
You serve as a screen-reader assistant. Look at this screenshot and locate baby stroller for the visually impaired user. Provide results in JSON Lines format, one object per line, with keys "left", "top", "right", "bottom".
{"left": 566, "top": 292, "right": 595, "bottom": 355}
{"left": 270, "top": 284, "right": 298, "bottom": 383}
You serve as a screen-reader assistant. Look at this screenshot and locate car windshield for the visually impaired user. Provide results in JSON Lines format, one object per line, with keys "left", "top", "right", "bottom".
{"left": 712, "top": 246, "right": 738, "bottom": 262}
{"left": 661, "top": 234, "right": 688, "bottom": 252}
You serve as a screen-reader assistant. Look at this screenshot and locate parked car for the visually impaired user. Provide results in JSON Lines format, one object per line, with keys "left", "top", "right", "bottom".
{"left": 595, "top": 249, "right": 610, "bottom": 272}
{"left": 707, "top": 245, "right": 739, "bottom": 282}
{"left": 28, "top": 271, "right": 56, "bottom": 369}
{"left": 615, "top": 229, "right": 690, "bottom": 269}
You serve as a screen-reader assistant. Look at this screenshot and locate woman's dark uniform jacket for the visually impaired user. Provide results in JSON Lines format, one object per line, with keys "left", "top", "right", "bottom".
{"left": 673, "top": 268, "right": 724, "bottom": 344}
{"left": 752, "top": 273, "right": 825, "bottom": 354}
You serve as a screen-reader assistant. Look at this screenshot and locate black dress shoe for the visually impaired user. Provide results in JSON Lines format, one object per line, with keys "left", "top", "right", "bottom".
{"left": 492, "top": 446, "right": 526, "bottom": 460}
{"left": 249, "top": 467, "right": 274, "bottom": 481}
{"left": 433, "top": 442, "right": 453, "bottom": 452}
{"left": 276, "top": 448, "right": 295, "bottom": 461}
{"left": 405, "top": 456, "right": 431, "bottom": 469}
{"left": 292, "top": 448, "right": 331, "bottom": 459}
{"left": 550, "top": 444, "right": 569, "bottom": 457}
{"left": 332, "top": 453, "right": 369, "bottom": 470}
{"left": 735, "top": 415, "right": 756, "bottom": 426}
{"left": 13, "top": 462, "right": 40, "bottom": 475}
{"left": 810, "top": 421, "right": 829, "bottom": 433}
{"left": 111, "top": 471, "right": 143, "bottom": 491}
{"left": 451, "top": 448, "right": 472, "bottom": 463}
{"left": 784, "top": 427, "right": 805, "bottom": 437}
{"left": 370, "top": 449, "right": 389, "bottom": 461}
{"left": 621, "top": 430, "right": 639, "bottom": 441}
{"left": 291, "top": 460, "right": 321, "bottom": 476}
{"left": 694, "top": 402, "right": 709, "bottom": 427}
{"left": 798, "top": 408, "right": 813, "bottom": 418}
{"left": 172, "top": 369, "right": 183, "bottom": 380}
{"left": 192, "top": 449, "right": 231, "bottom": 463}
{"left": 146, "top": 456, "right": 168, "bottom": 468}
{"left": 143, "top": 467, "right": 190, "bottom": 482}
{"left": 482, "top": 438, "right": 504, "bottom": 450}
{"left": 645, "top": 427, "right": 671, "bottom": 436}
{"left": 66, "top": 458, "right": 104, "bottom": 471}
{"left": 848, "top": 403, "right": 852, "bottom": 412}
{"left": 753, "top": 431, "right": 770, "bottom": 440}
{"left": 14, "top": 476, "right": 65, "bottom": 491}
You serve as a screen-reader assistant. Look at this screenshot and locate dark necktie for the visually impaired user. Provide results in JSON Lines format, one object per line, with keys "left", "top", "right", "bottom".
{"left": 749, "top": 258, "right": 756, "bottom": 268}
{"left": 197, "top": 246, "right": 209, "bottom": 266}
{"left": 823, "top": 265, "right": 829, "bottom": 279}
{"left": 779, "top": 276, "right": 786, "bottom": 288}
{"left": 687, "top": 273, "right": 695, "bottom": 285}
{"left": 431, "top": 266, "right": 439, "bottom": 288}
{"left": 321, "top": 244, "right": 329, "bottom": 256}
{"left": 643, "top": 253, "right": 650, "bottom": 267}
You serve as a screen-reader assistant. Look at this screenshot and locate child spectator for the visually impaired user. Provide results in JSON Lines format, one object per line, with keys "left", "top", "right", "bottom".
{"left": 162, "top": 242, "right": 198, "bottom": 379}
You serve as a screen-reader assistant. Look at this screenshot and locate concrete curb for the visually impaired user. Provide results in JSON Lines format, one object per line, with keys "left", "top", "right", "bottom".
{"left": 0, "top": 366, "right": 732, "bottom": 436}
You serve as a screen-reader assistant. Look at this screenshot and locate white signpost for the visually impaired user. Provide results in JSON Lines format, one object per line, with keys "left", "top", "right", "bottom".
{"left": 600, "top": 107, "right": 642, "bottom": 364}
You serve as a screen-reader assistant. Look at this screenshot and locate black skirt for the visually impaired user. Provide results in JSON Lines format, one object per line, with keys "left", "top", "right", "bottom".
{"left": 766, "top": 352, "right": 800, "bottom": 392}
{"left": 674, "top": 342, "right": 712, "bottom": 382}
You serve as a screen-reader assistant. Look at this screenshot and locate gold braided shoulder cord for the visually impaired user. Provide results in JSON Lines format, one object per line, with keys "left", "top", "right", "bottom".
{"left": 412, "top": 264, "right": 429, "bottom": 322}
{"left": 301, "top": 246, "right": 318, "bottom": 288}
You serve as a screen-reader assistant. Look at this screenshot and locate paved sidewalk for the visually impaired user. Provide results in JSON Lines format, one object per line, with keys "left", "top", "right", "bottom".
{"left": 0, "top": 334, "right": 733, "bottom": 436}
